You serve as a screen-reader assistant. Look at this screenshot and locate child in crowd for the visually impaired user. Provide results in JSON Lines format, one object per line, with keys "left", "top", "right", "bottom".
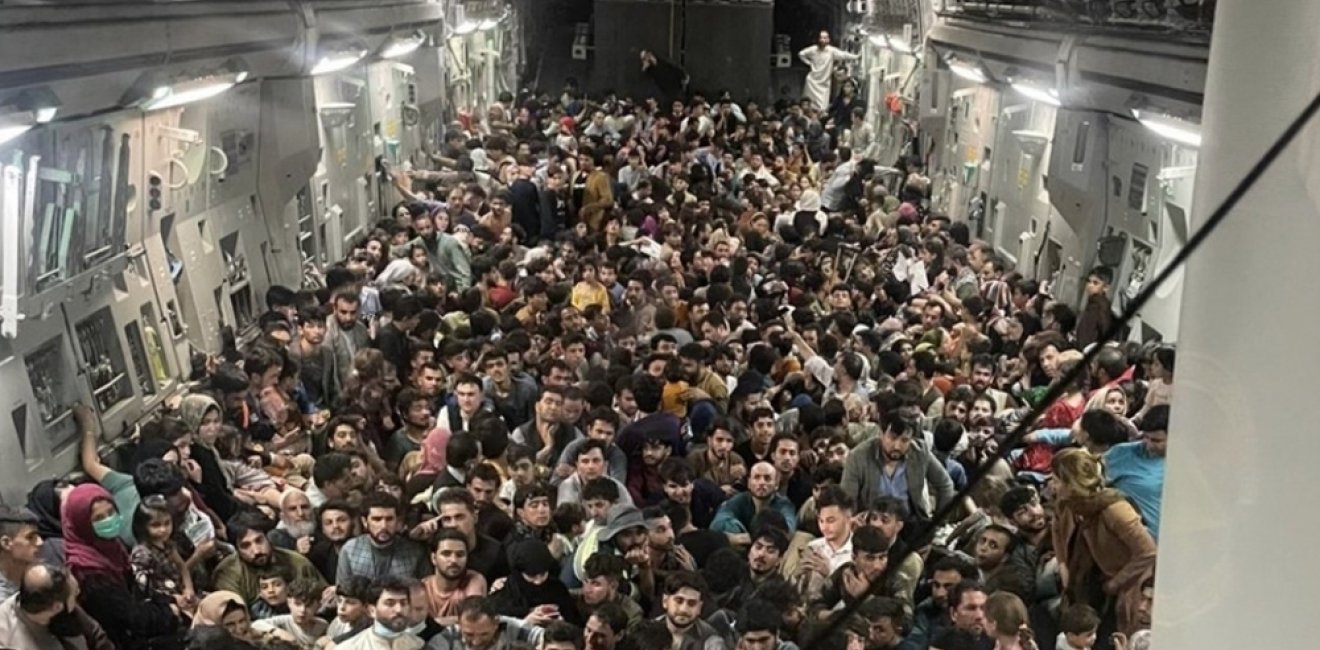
{"left": 326, "top": 576, "right": 373, "bottom": 643}
{"left": 1056, "top": 603, "right": 1100, "bottom": 650}
{"left": 252, "top": 568, "right": 292, "bottom": 620}
{"left": 499, "top": 445, "right": 539, "bottom": 504}
{"left": 252, "top": 578, "right": 329, "bottom": 648}
{"left": 129, "top": 498, "right": 196, "bottom": 609}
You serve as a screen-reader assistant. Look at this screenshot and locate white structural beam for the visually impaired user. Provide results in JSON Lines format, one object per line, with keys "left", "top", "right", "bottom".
{"left": 1156, "top": 1, "right": 1320, "bottom": 649}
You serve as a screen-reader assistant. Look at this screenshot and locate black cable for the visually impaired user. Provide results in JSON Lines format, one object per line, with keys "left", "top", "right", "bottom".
{"left": 798, "top": 85, "right": 1320, "bottom": 649}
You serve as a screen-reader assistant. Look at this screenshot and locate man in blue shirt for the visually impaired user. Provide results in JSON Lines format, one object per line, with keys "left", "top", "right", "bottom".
{"left": 1105, "top": 405, "right": 1169, "bottom": 540}
{"left": 711, "top": 462, "right": 798, "bottom": 546}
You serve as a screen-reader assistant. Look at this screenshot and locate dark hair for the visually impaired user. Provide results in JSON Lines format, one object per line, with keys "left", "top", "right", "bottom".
{"left": 543, "top": 621, "right": 583, "bottom": 650}
{"left": 632, "top": 373, "right": 664, "bottom": 413}
{"left": 998, "top": 486, "right": 1038, "bottom": 519}
{"left": 336, "top": 574, "right": 372, "bottom": 600}
{"left": 621, "top": 620, "right": 673, "bottom": 650}
{"left": 1080, "top": 410, "right": 1127, "bottom": 449}
{"left": 573, "top": 438, "right": 611, "bottom": 463}
{"left": 584, "top": 552, "right": 629, "bottom": 582}
{"left": 948, "top": 580, "right": 987, "bottom": 610}
{"left": 1141, "top": 404, "right": 1171, "bottom": 433}
{"left": 360, "top": 491, "right": 402, "bottom": 517}
{"left": 657, "top": 458, "right": 693, "bottom": 485}
{"left": 1088, "top": 266, "right": 1114, "bottom": 284}
{"left": 736, "top": 599, "right": 781, "bottom": 636}
{"left": 814, "top": 484, "right": 855, "bottom": 513}
{"left": 366, "top": 575, "right": 416, "bottom": 605}
{"left": 18, "top": 564, "right": 69, "bottom": 614}
{"left": 131, "top": 499, "right": 174, "bottom": 543}
{"left": 513, "top": 482, "right": 555, "bottom": 511}
{"left": 287, "top": 577, "right": 324, "bottom": 605}
{"left": 458, "top": 596, "right": 500, "bottom": 621}
{"left": 852, "top": 525, "right": 890, "bottom": 554}
{"left": 447, "top": 434, "right": 481, "bottom": 470}
{"left": 591, "top": 601, "right": 629, "bottom": 635}
{"left": 930, "top": 554, "right": 976, "bottom": 579}
{"left": 581, "top": 477, "right": 621, "bottom": 503}
{"left": 133, "top": 458, "right": 186, "bottom": 498}
{"left": 227, "top": 511, "right": 275, "bottom": 545}
{"left": 662, "top": 570, "right": 707, "bottom": 597}
{"left": 979, "top": 523, "right": 1018, "bottom": 553}
{"left": 1059, "top": 603, "right": 1101, "bottom": 635}
{"left": 313, "top": 452, "right": 355, "bottom": 486}
{"left": 435, "top": 487, "right": 477, "bottom": 513}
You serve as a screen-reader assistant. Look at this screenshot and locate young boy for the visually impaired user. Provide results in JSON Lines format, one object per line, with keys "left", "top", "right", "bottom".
{"left": 1076, "top": 266, "right": 1114, "bottom": 348}
{"left": 252, "top": 578, "right": 330, "bottom": 647}
{"left": 252, "top": 568, "right": 292, "bottom": 620}
{"left": 1056, "top": 603, "right": 1100, "bottom": 650}
{"left": 499, "top": 445, "right": 539, "bottom": 505}
{"left": 326, "top": 575, "right": 372, "bottom": 643}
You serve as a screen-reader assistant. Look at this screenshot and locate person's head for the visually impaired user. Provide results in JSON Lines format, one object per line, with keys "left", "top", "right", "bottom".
{"left": 454, "top": 372, "right": 485, "bottom": 416}
{"left": 277, "top": 489, "right": 315, "bottom": 538}
{"left": 582, "top": 477, "right": 622, "bottom": 523}
{"left": 1141, "top": 404, "right": 1170, "bottom": 458}
{"left": 336, "top": 575, "right": 372, "bottom": 624}
{"left": 661, "top": 571, "right": 706, "bottom": 631}
{"left": 435, "top": 488, "right": 479, "bottom": 543}
{"left": 1050, "top": 448, "right": 1105, "bottom": 499}
{"left": 748, "top": 526, "right": 789, "bottom": 577}
{"left": 999, "top": 486, "right": 1046, "bottom": 534}
{"left": 983, "top": 591, "right": 1029, "bottom": 639}
{"left": 1085, "top": 266, "right": 1113, "bottom": 297}
{"left": 851, "top": 525, "right": 890, "bottom": 581}
{"left": 574, "top": 439, "right": 610, "bottom": 481}
{"left": 359, "top": 492, "right": 402, "bottom": 546}
{"left": 457, "top": 598, "right": 503, "bottom": 650}
{"left": 706, "top": 419, "right": 736, "bottom": 459}
{"left": 514, "top": 483, "right": 554, "bottom": 528}
{"left": 543, "top": 621, "right": 583, "bottom": 650}
{"left": 466, "top": 462, "right": 502, "bottom": 506}
{"left": 536, "top": 385, "right": 567, "bottom": 423}
{"left": 318, "top": 500, "right": 356, "bottom": 544}
{"left": 815, "top": 485, "right": 855, "bottom": 545}
{"left": 313, "top": 452, "right": 358, "bottom": 499}
{"left": 0, "top": 507, "right": 43, "bottom": 567}
{"left": 973, "top": 524, "right": 1016, "bottom": 570}
{"left": 332, "top": 291, "right": 361, "bottom": 328}
{"left": 643, "top": 506, "right": 674, "bottom": 550}
{"left": 368, "top": 576, "right": 415, "bottom": 636}
{"left": 130, "top": 498, "right": 175, "bottom": 547}
{"left": 286, "top": 578, "right": 324, "bottom": 625}
{"left": 948, "top": 581, "right": 988, "bottom": 635}
{"left": 750, "top": 407, "right": 776, "bottom": 445}
{"left": 1137, "top": 577, "right": 1155, "bottom": 629}
{"left": 132, "top": 458, "right": 189, "bottom": 513}
{"left": 857, "top": 597, "right": 907, "bottom": 650}
{"left": 586, "top": 603, "right": 628, "bottom": 650}
{"left": 431, "top": 528, "right": 470, "bottom": 581}
{"left": 257, "top": 567, "right": 290, "bottom": 606}
{"left": 747, "top": 462, "right": 779, "bottom": 500}
{"left": 658, "top": 459, "right": 695, "bottom": 506}
{"left": 1058, "top": 604, "right": 1101, "bottom": 650}
{"left": 582, "top": 552, "right": 628, "bottom": 606}
{"left": 769, "top": 434, "right": 800, "bottom": 476}
{"left": 17, "top": 563, "right": 75, "bottom": 627}
{"left": 817, "top": 29, "right": 831, "bottom": 47}
{"left": 928, "top": 556, "right": 975, "bottom": 609}
{"left": 585, "top": 407, "right": 619, "bottom": 446}
{"left": 734, "top": 600, "right": 781, "bottom": 650}
{"left": 228, "top": 512, "right": 275, "bottom": 568}
{"left": 879, "top": 417, "right": 918, "bottom": 462}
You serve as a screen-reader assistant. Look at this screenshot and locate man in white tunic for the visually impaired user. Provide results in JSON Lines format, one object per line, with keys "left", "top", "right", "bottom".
{"left": 798, "top": 30, "right": 859, "bottom": 112}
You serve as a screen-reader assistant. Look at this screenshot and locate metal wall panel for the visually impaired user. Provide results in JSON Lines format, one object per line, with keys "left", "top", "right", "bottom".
{"left": 682, "top": 1, "right": 773, "bottom": 102}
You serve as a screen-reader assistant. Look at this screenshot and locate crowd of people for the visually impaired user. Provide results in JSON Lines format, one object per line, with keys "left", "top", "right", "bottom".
{"left": 0, "top": 45, "right": 1171, "bottom": 650}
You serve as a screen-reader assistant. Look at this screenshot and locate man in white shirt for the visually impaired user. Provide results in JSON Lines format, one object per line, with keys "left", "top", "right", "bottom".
{"left": 802, "top": 485, "right": 856, "bottom": 577}
{"left": 798, "top": 31, "right": 860, "bottom": 111}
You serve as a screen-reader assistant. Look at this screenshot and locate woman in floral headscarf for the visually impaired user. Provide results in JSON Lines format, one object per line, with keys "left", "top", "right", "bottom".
{"left": 64, "top": 483, "right": 184, "bottom": 650}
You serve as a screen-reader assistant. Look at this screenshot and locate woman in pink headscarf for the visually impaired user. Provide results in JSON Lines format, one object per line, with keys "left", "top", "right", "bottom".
{"left": 64, "top": 483, "right": 184, "bottom": 649}
{"left": 403, "top": 426, "right": 451, "bottom": 502}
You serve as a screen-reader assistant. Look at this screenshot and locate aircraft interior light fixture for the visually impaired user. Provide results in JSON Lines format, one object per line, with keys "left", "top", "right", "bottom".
{"left": 477, "top": 16, "right": 501, "bottom": 31}
{"left": 127, "top": 61, "right": 250, "bottom": 112}
{"left": 381, "top": 31, "right": 427, "bottom": 59}
{"left": 1133, "top": 109, "right": 1202, "bottom": 148}
{"left": 0, "top": 110, "right": 37, "bottom": 146}
{"left": 948, "top": 58, "right": 987, "bottom": 84}
{"left": 1011, "top": 79, "right": 1061, "bottom": 107}
{"left": 868, "top": 34, "right": 888, "bottom": 47}
{"left": 311, "top": 47, "right": 368, "bottom": 76}
{"left": 453, "top": 20, "right": 480, "bottom": 36}
{"left": 5, "top": 87, "right": 61, "bottom": 123}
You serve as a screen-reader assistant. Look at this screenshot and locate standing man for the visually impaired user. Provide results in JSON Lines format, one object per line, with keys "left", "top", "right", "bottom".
{"left": 0, "top": 507, "right": 43, "bottom": 600}
{"left": 798, "top": 31, "right": 859, "bottom": 112}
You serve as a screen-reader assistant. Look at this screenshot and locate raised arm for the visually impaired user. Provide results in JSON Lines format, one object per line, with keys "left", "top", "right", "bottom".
{"left": 76, "top": 404, "right": 112, "bottom": 482}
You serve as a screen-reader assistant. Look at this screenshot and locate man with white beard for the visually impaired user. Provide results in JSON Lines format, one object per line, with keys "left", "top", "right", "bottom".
{"left": 269, "top": 489, "right": 317, "bottom": 553}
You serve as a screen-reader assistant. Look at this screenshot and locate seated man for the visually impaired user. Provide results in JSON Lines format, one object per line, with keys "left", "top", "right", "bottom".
{"left": 711, "top": 463, "right": 798, "bottom": 546}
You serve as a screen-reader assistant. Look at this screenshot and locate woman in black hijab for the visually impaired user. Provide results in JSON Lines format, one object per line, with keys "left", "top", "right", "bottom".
{"left": 488, "top": 539, "right": 582, "bottom": 626}
{"left": 25, "top": 478, "right": 68, "bottom": 564}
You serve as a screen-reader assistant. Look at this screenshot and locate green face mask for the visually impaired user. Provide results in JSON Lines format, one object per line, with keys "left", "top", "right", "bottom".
{"left": 92, "top": 513, "right": 124, "bottom": 540}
